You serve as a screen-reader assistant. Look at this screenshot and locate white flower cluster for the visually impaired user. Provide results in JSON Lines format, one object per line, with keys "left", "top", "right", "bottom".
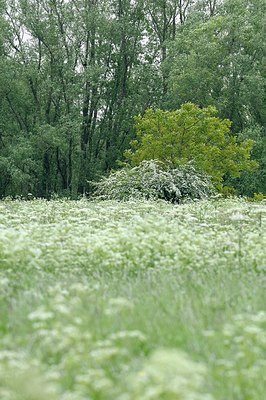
{"left": 215, "top": 311, "right": 266, "bottom": 397}
{"left": 121, "top": 349, "right": 213, "bottom": 400}
{"left": 92, "top": 160, "right": 213, "bottom": 202}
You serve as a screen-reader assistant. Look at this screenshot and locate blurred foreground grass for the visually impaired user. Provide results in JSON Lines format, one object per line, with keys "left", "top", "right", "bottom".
{"left": 0, "top": 198, "right": 266, "bottom": 399}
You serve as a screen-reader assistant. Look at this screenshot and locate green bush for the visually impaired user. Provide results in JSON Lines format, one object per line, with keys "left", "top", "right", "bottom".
{"left": 125, "top": 104, "right": 256, "bottom": 190}
{"left": 91, "top": 160, "right": 214, "bottom": 202}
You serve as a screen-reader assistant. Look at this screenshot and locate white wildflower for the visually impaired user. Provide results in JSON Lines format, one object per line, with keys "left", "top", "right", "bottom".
{"left": 28, "top": 310, "right": 54, "bottom": 321}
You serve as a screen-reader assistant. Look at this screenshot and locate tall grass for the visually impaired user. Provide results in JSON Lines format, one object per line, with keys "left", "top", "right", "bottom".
{"left": 0, "top": 198, "right": 265, "bottom": 399}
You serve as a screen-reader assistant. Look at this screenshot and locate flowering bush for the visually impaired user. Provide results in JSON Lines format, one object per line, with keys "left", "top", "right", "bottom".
{"left": 92, "top": 160, "right": 213, "bottom": 202}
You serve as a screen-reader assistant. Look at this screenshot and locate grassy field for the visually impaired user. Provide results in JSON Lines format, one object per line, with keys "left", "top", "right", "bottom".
{"left": 0, "top": 198, "right": 266, "bottom": 400}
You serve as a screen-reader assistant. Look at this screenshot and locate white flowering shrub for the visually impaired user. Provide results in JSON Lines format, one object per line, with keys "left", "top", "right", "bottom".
{"left": 92, "top": 160, "right": 213, "bottom": 202}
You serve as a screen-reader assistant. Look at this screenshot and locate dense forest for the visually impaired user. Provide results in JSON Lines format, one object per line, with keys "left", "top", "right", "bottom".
{"left": 0, "top": 0, "right": 265, "bottom": 198}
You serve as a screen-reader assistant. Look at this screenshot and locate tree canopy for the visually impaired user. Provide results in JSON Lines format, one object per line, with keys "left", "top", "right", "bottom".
{"left": 125, "top": 103, "right": 256, "bottom": 188}
{"left": 0, "top": 0, "right": 264, "bottom": 198}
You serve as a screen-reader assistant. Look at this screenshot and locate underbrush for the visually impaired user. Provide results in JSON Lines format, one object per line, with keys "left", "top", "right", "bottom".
{"left": 0, "top": 198, "right": 265, "bottom": 399}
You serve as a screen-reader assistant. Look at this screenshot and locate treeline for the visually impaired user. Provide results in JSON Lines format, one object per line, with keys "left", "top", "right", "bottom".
{"left": 0, "top": 0, "right": 265, "bottom": 198}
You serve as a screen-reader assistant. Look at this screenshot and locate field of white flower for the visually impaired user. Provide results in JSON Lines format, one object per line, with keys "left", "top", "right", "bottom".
{"left": 0, "top": 198, "right": 266, "bottom": 399}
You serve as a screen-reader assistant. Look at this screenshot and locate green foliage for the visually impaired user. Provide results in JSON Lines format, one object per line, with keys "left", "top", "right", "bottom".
{"left": 125, "top": 103, "right": 256, "bottom": 189}
{"left": 249, "top": 193, "right": 266, "bottom": 202}
{"left": 164, "top": 0, "right": 265, "bottom": 195}
{"left": 231, "top": 125, "right": 266, "bottom": 196}
{"left": 166, "top": 0, "right": 266, "bottom": 131}
{"left": 0, "top": 0, "right": 152, "bottom": 197}
{"left": 91, "top": 160, "right": 213, "bottom": 202}
{"left": 0, "top": 138, "right": 38, "bottom": 198}
{"left": 0, "top": 0, "right": 264, "bottom": 198}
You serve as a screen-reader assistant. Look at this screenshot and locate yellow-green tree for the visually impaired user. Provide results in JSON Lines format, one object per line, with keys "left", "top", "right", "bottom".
{"left": 125, "top": 103, "right": 256, "bottom": 189}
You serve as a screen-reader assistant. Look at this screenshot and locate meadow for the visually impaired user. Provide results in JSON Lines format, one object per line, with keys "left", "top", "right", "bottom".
{"left": 0, "top": 198, "right": 265, "bottom": 399}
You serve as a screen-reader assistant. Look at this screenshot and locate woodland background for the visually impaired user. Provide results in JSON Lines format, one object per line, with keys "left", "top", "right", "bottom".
{"left": 0, "top": 0, "right": 265, "bottom": 198}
